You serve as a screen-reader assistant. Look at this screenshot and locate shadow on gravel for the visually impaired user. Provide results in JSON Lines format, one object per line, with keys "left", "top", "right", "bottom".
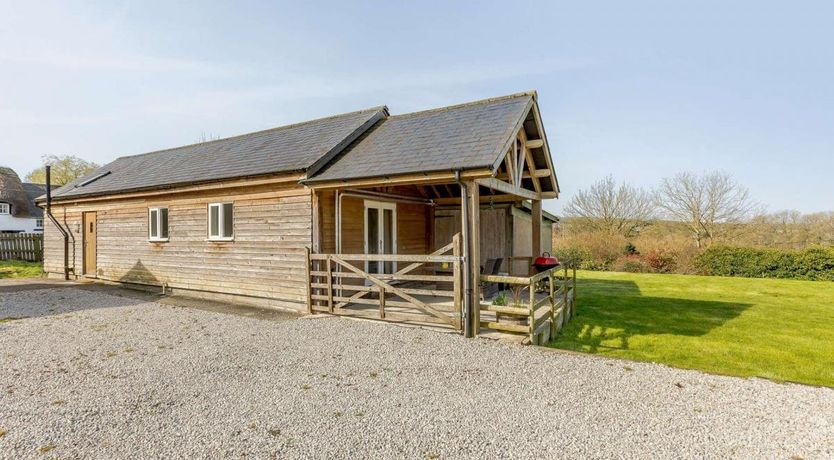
{"left": 1, "top": 279, "right": 299, "bottom": 324}
{"left": 554, "top": 278, "right": 752, "bottom": 353}
{"left": 0, "top": 286, "right": 149, "bottom": 323}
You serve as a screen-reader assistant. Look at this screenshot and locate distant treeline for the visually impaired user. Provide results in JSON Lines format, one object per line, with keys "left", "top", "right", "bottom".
{"left": 554, "top": 172, "right": 834, "bottom": 280}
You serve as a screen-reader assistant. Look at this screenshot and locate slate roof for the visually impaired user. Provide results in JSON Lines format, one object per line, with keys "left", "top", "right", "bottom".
{"left": 304, "top": 93, "right": 534, "bottom": 183}
{"left": 45, "top": 91, "right": 552, "bottom": 201}
{"left": 49, "top": 107, "right": 387, "bottom": 200}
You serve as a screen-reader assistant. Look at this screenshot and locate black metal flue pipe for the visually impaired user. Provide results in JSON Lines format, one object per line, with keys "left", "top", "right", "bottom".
{"left": 44, "top": 165, "right": 70, "bottom": 280}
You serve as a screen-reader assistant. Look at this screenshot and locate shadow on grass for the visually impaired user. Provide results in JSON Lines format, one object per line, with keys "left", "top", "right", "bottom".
{"left": 554, "top": 278, "right": 752, "bottom": 353}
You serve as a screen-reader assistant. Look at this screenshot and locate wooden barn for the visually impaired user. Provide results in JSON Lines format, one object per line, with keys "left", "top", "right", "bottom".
{"left": 40, "top": 91, "right": 576, "bottom": 342}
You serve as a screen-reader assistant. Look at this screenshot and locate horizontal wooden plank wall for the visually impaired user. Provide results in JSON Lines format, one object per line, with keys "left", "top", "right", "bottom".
{"left": 434, "top": 206, "right": 508, "bottom": 265}
{"left": 43, "top": 180, "right": 312, "bottom": 311}
{"left": 318, "top": 192, "right": 430, "bottom": 257}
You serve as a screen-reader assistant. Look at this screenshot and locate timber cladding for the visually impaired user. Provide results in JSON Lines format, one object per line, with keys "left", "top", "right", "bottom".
{"left": 43, "top": 180, "right": 312, "bottom": 311}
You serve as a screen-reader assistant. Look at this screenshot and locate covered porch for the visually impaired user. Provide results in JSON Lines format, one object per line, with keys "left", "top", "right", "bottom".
{"left": 301, "top": 91, "right": 574, "bottom": 343}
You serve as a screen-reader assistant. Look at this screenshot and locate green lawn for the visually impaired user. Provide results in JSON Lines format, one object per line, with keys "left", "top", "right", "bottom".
{"left": 0, "top": 260, "right": 43, "bottom": 279}
{"left": 549, "top": 270, "right": 834, "bottom": 387}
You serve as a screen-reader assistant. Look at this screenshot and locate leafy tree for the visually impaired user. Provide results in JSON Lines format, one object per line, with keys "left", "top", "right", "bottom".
{"left": 563, "top": 175, "right": 655, "bottom": 237}
{"left": 25, "top": 154, "right": 100, "bottom": 186}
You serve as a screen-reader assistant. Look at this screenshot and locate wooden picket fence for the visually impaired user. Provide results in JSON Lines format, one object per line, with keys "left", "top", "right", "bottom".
{"left": 0, "top": 233, "right": 44, "bottom": 261}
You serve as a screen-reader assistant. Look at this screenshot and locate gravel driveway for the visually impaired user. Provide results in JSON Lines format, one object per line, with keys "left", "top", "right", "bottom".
{"left": 1, "top": 286, "right": 832, "bottom": 458}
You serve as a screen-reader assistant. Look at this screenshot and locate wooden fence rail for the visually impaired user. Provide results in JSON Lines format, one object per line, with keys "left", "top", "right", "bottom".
{"left": 480, "top": 264, "right": 577, "bottom": 345}
{"left": 0, "top": 233, "right": 44, "bottom": 261}
{"left": 305, "top": 233, "right": 463, "bottom": 330}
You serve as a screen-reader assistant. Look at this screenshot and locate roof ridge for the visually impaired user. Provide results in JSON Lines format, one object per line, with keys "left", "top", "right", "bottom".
{"left": 390, "top": 90, "right": 536, "bottom": 120}
{"left": 115, "top": 105, "right": 389, "bottom": 161}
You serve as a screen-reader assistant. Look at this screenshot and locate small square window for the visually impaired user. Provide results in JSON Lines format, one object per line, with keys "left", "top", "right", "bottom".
{"left": 149, "top": 207, "right": 169, "bottom": 242}
{"left": 0, "top": 203, "right": 9, "bottom": 215}
{"left": 35, "top": 219, "right": 44, "bottom": 228}
{"left": 208, "top": 202, "right": 233, "bottom": 240}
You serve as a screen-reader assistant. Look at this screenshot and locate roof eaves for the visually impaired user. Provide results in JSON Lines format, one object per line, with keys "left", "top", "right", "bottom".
{"left": 39, "top": 170, "right": 306, "bottom": 203}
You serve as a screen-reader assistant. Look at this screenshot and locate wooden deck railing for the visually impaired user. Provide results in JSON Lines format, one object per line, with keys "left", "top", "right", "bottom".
{"left": 0, "top": 233, "right": 44, "bottom": 261}
{"left": 480, "top": 265, "right": 576, "bottom": 344}
{"left": 305, "top": 234, "right": 463, "bottom": 329}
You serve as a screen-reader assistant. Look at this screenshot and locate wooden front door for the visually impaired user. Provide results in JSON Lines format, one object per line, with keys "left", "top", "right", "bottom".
{"left": 83, "top": 211, "right": 97, "bottom": 276}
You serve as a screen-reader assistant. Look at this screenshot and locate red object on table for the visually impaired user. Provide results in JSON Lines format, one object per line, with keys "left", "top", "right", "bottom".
{"left": 532, "top": 252, "right": 560, "bottom": 272}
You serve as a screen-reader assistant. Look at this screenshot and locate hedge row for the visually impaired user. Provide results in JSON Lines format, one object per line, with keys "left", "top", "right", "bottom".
{"left": 695, "top": 246, "right": 834, "bottom": 281}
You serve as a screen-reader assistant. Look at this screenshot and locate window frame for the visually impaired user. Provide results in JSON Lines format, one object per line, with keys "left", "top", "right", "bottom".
{"left": 148, "top": 207, "right": 169, "bottom": 242}
{"left": 35, "top": 218, "right": 44, "bottom": 228}
{"left": 207, "top": 202, "right": 234, "bottom": 241}
{"left": 0, "top": 203, "right": 9, "bottom": 215}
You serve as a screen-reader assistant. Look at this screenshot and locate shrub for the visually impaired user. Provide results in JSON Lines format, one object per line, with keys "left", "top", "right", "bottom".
{"left": 624, "top": 242, "right": 639, "bottom": 255}
{"left": 644, "top": 249, "right": 678, "bottom": 273}
{"left": 695, "top": 245, "right": 834, "bottom": 281}
{"left": 553, "top": 245, "right": 589, "bottom": 270}
{"left": 613, "top": 255, "right": 649, "bottom": 273}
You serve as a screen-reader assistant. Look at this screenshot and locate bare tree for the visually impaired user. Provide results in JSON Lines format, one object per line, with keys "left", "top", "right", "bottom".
{"left": 564, "top": 175, "right": 656, "bottom": 237}
{"left": 656, "top": 171, "right": 758, "bottom": 248}
{"left": 25, "top": 154, "right": 100, "bottom": 186}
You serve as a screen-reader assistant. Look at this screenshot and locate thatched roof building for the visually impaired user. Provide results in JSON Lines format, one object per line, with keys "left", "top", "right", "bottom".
{"left": 0, "top": 166, "right": 43, "bottom": 218}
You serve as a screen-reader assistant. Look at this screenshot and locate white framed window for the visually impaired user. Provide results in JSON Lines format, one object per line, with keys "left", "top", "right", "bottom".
{"left": 208, "top": 202, "right": 233, "bottom": 241}
{"left": 148, "top": 207, "right": 169, "bottom": 242}
{"left": 0, "top": 203, "right": 9, "bottom": 215}
{"left": 35, "top": 219, "right": 44, "bottom": 228}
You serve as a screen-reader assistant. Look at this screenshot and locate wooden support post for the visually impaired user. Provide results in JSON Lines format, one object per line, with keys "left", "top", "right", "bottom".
{"left": 549, "top": 272, "right": 556, "bottom": 338}
{"left": 452, "top": 233, "right": 462, "bottom": 325}
{"left": 304, "top": 246, "right": 312, "bottom": 314}
{"left": 326, "top": 255, "right": 334, "bottom": 313}
{"left": 529, "top": 280, "right": 536, "bottom": 345}
{"left": 311, "top": 190, "right": 321, "bottom": 253}
{"left": 378, "top": 284, "right": 386, "bottom": 319}
{"left": 427, "top": 205, "right": 435, "bottom": 252}
{"left": 531, "top": 199, "right": 542, "bottom": 267}
{"left": 466, "top": 181, "right": 481, "bottom": 335}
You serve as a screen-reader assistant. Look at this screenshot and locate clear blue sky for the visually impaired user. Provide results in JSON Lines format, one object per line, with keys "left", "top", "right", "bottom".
{"left": 2, "top": 1, "right": 832, "bottom": 214}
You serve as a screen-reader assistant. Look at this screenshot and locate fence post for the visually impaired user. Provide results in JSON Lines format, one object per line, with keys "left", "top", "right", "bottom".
{"left": 378, "top": 284, "right": 386, "bottom": 319}
{"left": 572, "top": 267, "right": 577, "bottom": 318}
{"left": 452, "top": 233, "right": 462, "bottom": 328}
{"left": 563, "top": 265, "right": 570, "bottom": 319}
{"left": 529, "top": 279, "right": 536, "bottom": 345}
{"left": 326, "top": 255, "right": 334, "bottom": 313}
{"left": 549, "top": 271, "right": 556, "bottom": 338}
{"left": 36, "top": 234, "right": 43, "bottom": 262}
{"left": 304, "top": 247, "right": 312, "bottom": 314}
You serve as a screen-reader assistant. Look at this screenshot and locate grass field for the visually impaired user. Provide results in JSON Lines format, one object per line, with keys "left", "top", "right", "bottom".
{"left": 549, "top": 270, "right": 834, "bottom": 387}
{"left": 0, "top": 260, "right": 43, "bottom": 279}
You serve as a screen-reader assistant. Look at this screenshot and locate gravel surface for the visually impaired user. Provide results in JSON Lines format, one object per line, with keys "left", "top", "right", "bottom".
{"left": 1, "top": 287, "right": 832, "bottom": 459}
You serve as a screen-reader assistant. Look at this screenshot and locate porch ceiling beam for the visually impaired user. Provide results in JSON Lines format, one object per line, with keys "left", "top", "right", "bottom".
{"left": 495, "top": 169, "right": 551, "bottom": 180}
{"left": 475, "top": 177, "right": 540, "bottom": 201}
{"left": 430, "top": 185, "right": 443, "bottom": 198}
{"left": 304, "top": 169, "right": 492, "bottom": 191}
{"left": 433, "top": 194, "right": 523, "bottom": 206}
{"left": 526, "top": 139, "right": 544, "bottom": 149}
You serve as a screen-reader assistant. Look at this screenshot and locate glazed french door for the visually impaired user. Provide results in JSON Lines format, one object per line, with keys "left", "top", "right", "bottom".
{"left": 364, "top": 200, "right": 397, "bottom": 275}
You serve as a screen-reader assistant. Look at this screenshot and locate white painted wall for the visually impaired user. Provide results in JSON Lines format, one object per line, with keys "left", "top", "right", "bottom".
{"left": 0, "top": 214, "right": 42, "bottom": 233}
